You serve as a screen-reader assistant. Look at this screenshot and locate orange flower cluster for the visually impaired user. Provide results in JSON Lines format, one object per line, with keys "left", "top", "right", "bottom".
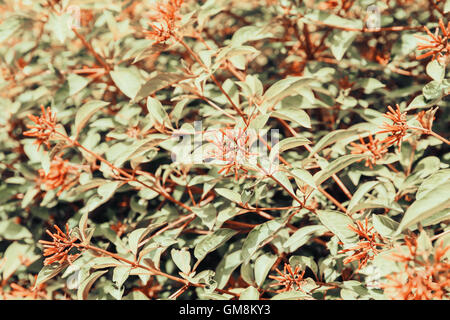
{"left": 339, "top": 217, "right": 385, "bottom": 271}
{"left": 38, "top": 156, "right": 80, "bottom": 196}
{"left": 23, "top": 105, "right": 57, "bottom": 150}
{"left": 207, "top": 128, "right": 258, "bottom": 180}
{"left": 350, "top": 134, "right": 388, "bottom": 168}
{"left": 269, "top": 263, "right": 307, "bottom": 293}
{"left": 39, "top": 224, "right": 81, "bottom": 266}
{"left": 415, "top": 19, "right": 449, "bottom": 62}
{"left": 377, "top": 104, "right": 408, "bottom": 151}
{"left": 4, "top": 277, "right": 48, "bottom": 300}
{"left": 144, "top": 0, "right": 184, "bottom": 44}
{"left": 382, "top": 236, "right": 450, "bottom": 300}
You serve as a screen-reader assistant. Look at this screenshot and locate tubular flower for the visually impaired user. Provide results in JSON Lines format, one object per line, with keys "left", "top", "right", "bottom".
{"left": 23, "top": 105, "right": 57, "bottom": 150}
{"left": 38, "top": 224, "right": 81, "bottom": 266}
{"left": 269, "top": 263, "right": 307, "bottom": 293}
{"left": 206, "top": 128, "right": 258, "bottom": 180}
{"left": 377, "top": 104, "right": 408, "bottom": 151}
{"left": 349, "top": 134, "right": 388, "bottom": 168}
{"left": 5, "top": 277, "right": 48, "bottom": 300}
{"left": 415, "top": 19, "right": 450, "bottom": 62}
{"left": 382, "top": 236, "right": 450, "bottom": 300}
{"left": 37, "top": 156, "right": 80, "bottom": 196}
{"left": 339, "top": 217, "right": 386, "bottom": 271}
{"left": 144, "top": 0, "right": 184, "bottom": 44}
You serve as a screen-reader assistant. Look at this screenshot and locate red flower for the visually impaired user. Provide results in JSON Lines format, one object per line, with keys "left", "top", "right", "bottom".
{"left": 269, "top": 263, "right": 307, "bottom": 293}
{"left": 39, "top": 224, "right": 81, "bottom": 266}
{"left": 350, "top": 134, "right": 388, "bottom": 168}
{"left": 339, "top": 217, "right": 385, "bottom": 271}
{"left": 23, "top": 105, "right": 57, "bottom": 150}
{"left": 144, "top": 0, "right": 184, "bottom": 44}
{"left": 38, "top": 156, "right": 80, "bottom": 196}
{"left": 377, "top": 104, "right": 408, "bottom": 151}
{"left": 206, "top": 128, "right": 258, "bottom": 180}
{"left": 382, "top": 236, "right": 450, "bottom": 300}
{"left": 415, "top": 19, "right": 449, "bottom": 61}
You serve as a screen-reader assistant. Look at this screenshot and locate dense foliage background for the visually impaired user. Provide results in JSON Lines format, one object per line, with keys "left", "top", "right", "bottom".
{"left": 0, "top": 0, "right": 449, "bottom": 300}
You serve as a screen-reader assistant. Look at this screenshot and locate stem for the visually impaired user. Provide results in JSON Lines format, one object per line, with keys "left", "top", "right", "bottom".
{"left": 71, "top": 28, "right": 110, "bottom": 72}
{"left": 277, "top": 118, "right": 354, "bottom": 202}
{"left": 173, "top": 34, "right": 248, "bottom": 125}
{"left": 410, "top": 126, "right": 450, "bottom": 145}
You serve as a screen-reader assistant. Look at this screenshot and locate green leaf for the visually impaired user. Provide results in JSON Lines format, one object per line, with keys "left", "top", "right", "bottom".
{"left": 271, "top": 108, "right": 311, "bottom": 128}
{"left": 194, "top": 229, "right": 237, "bottom": 263}
{"left": 284, "top": 225, "right": 328, "bottom": 253}
{"left": 231, "top": 25, "right": 273, "bottom": 46}
{"left": 192, "top": 204, "right": 217, "bottom": 230}
{"left": 67, "top": 73, "right": 90, "bottom": 96}
{"left": 79, "top": 210, "right": 89, "bottom": 243}
{"left": 128, "top": 222, "right": 165, "bottom": 257}
{"left": 422, "top": 208, "right": 450, "bottom": 227}
{"left": 0, "top": 17, "right": 22, "bottom": 43}
{"left": 347, "top": 181, "right": 380, "bottom": 213}
{"left": 74, "top": 100, "right": 110, "bottom": 137}
{"left": 372, "top": 214, "right": 399, "bottom": 237}
{"left": 248, "top": 113, "right": 270, "bottom": 130}
{"left": 147, "top": 97, "right": 169, "bottom": 125}
{"left": 272, "top": 171, "right": 295, "bottom": 196}
{"left": 240, "top": 259, "right": 255, "bottom": 285}
{"left": 317, "top": 210, "right": 358, "bottom": 244}
{"left": 290, "top": 168, "right": 317, "bottom": 189}
{"left": 426, "top": 60, "right": 444, "bottom": 82}
{"left": 77, "top": 270, "right": 108, "bottom": 300}
{"left": 422, "top": 80, "right": 442, "bottom": 100}
{"left": 396, "top": 182, "right": 450, "bottom": 233}
{"left": 270, "top": 136, "right": 311, "bottom": 161}
{"left": 313, "top": 154, "right": 366, "bottom": 185}
{"left": 113, "top": 265, "right": 132, "bottom": 289}
{"left": 262, "top": 77, "right": 313, "bottom": 110}
{"left": 416, "top": 170, "right": 450, "bottom": 200}
{"left": 110, "top": 67, "right": 142, "bottom": 99}
{"left": 241, "top": 219, "right": 283, "bottom": 260}
{"left": 133, "top": 73, "right": 189, "bottom": 102}
{"left": 239, "top": 286, "right": 260, "bottom": 300}
{"left": 0, "top": 219, "right": 32, "bottom": 240}
{"left": 171, "top": 248, "right": 191, "bottom": 275}
{"left": 310, "top": 129, "right": 360, "bottom": 155}
{"left": 34, "top": 262, "right": 69, "bottom": 289}
{"left": 359, "top": 78, "right": 385, "bottom": 94}
{"left": 50, "top": 12, "right": 71, "bottom": 44}
{"left": 406, "top": 94, "right": 427, "bottom": 111}
{"left": 127, "top": 228, "right": 148, "bottom": 257}
{"left": 3, "top": 242, "right": 36, "bottom": 281}
{"left": 330, "top": 31, "right": 356, "bottom": 61}
{"left": 114, "top": 135, "right": 166, "bottom": 167}
{"left": 254, "top": 253, "right": 277, "bottom": 287}
{"left": 98, "top": 181, "right": 120, "bottom": 200}
{"left": 215, "top": 188, "right": 242, "bottom": 203}
{"left": 215, "top": 247, "right": 243, "bottom": 289}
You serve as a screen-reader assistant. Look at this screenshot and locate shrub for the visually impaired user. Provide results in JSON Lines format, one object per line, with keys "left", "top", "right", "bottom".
{"left": 0, "top": 0, "right": 449, "bottom": 300}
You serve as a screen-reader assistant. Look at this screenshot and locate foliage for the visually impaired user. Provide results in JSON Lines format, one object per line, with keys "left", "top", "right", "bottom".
{"left": 0, "top": 0, "right": 449, "bottom": 300}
